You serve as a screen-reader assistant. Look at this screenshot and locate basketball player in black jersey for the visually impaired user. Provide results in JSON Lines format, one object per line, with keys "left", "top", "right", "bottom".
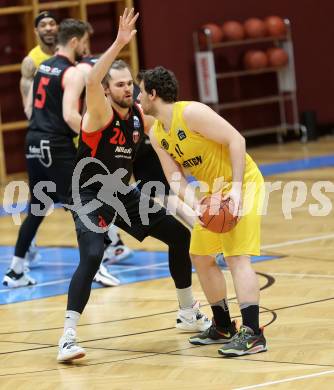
{"left": 57, "top": 9, "right": 210, "bottom": 362}
{"left": 2, "top": 19, "right": 90, "bottom": 288}
{"left": 3, "top": 19, "right": 120, "bottom": 288}
{"left": 77, "top": 55, "right": 134, "bottom": 275}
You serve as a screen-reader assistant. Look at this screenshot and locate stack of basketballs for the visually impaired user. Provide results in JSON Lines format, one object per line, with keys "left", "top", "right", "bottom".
{"left": 199, "top": 16, "right": 289, "bottom": 70}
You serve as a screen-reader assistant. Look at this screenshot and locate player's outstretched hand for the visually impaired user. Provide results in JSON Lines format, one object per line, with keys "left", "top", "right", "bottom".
{"left": 116, "top": 8, "right": 139, "bottom": 46}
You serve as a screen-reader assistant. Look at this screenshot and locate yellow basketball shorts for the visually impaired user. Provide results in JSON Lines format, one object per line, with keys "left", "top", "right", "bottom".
{"left": 190, "top": 176, "right": 264, "bottom": 257}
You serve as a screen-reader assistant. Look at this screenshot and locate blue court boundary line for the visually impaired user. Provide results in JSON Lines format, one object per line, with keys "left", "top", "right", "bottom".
{"left": 0, "top": 246, "right": 281, "bottom": 305}
{"left": 1, "top": 154, "right": 334, "bottom": 218}
{"left": 259, "top": 154, "right": 334, "bottom": 176}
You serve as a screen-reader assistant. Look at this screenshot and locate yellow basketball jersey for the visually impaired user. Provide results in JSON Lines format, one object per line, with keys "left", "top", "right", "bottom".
{"left": 152, "top": 101, "right": 262, "bottom": 194}
{"left": 28, "top": 45, "right": 52, "bottom": 69}
{"left": 153, "top": 101, "right": 264, "bottom": 256}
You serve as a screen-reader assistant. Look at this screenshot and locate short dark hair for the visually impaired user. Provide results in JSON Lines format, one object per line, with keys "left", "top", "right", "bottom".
{"left": 137, "top": 66, "right": 178, "bottom": 103}
{"left": 102, "top": 59, "right": 131, "bottom": 87}
{"left": 57, "top": 19, "right": 90, "bottom": 45}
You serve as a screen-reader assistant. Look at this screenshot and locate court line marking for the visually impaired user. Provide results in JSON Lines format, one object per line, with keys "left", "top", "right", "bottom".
{"left": 0, "top": 352, "right": 158, "bottom": 377}
{"left": 269, "top": 272, "right": 334, "bottom": 279}
{"left": 0, "top": 233, "right": 333, "bottom": 294}
{"left": 1, "top": 231, "right": 333, "bottom": 262}
{"left": 0, "top": 262, "right": 171, "bottom": 293}
{"left": 0, "top": 278, "right": 72, "bottom": 293}
{"left": 234, "top": 369, "right": 334, "bottom": 389}
{"left": 0, "top": 261, "right": 269, "bottom": 294}
{"left": 261, "top": 233, "right": 334, "bottom": 250}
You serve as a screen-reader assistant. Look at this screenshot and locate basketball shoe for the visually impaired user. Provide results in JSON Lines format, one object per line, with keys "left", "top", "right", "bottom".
{"left": 57, "top": 328, "right": 85, "bottom": 362}
{"left": 94, "top": 259, "right": 120, "bottom": 287}
{"left": 176, "top": 300, "right": 211, "bottom": 332}
{"left": 24, "top": 240, "right": 42, "bottom": 269}
{"left": 3, "top": 269, "right": 36, "bottom": 288}
{"left": 189, "top": 319, "right": 238, "bottom": 345}
{"left": 104, "top": 225, "right": 133, "bottom": 263}
{"left": 218, "top": 325, "right": 267, "bottom": 356}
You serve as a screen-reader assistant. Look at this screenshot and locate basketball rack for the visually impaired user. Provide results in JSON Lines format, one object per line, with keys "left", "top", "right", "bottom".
{"left": 193, "top": 19, "right": 306, "bottom": 142}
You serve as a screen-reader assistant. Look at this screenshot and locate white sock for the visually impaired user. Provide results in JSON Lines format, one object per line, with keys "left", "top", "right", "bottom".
{"left": 64, "top": 310, "right": 81, "bottom": 333}
{"left": 176, "top": 286, "right": 195, "bottom": 309}
{"left": 10, "top": 256, "right": 25, "bottom": 274}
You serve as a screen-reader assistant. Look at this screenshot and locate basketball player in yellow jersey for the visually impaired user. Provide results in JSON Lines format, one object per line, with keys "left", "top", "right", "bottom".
{"left": 138, "top": 66, "right": 267, "bottom": 357}
{"left": 20, "top": 11, "right": 58, "bottom": 113}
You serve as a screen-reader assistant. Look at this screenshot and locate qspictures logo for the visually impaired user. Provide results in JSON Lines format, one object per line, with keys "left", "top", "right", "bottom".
{"left": 2, "top": 162, "right": 334, "bottom": 228}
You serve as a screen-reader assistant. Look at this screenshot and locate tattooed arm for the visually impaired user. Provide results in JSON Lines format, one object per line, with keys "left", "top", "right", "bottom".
{"left": 20, "top": 56, "right": 36, "bottom": 116}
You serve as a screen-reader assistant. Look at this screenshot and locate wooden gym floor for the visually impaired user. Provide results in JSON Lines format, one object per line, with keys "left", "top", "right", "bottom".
{"left": 0, "top": 136, "right": 333, "bottom": 389}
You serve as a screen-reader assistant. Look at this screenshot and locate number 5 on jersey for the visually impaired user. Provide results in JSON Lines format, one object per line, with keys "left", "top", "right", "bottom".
{"left": 34, "top": 76, "right": 50, "bottom": 109}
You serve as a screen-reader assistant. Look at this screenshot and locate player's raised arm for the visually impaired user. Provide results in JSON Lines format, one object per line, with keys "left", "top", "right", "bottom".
{"left": 84, "top": 8, "right": 138, "bottom": 130}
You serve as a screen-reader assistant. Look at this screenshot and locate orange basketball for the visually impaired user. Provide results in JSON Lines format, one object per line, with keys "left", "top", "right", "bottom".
{"left": 200, "top": 23, "right": 224, "bottom": 44}
{"left": 265, "top": 16, "right": 286, "bottom": 37}
{"left": 244, "top": 18, "right": 267, "bottom": 38}
{"left": 222, "top": 21, "right": 245, "bottom": 41}
{"left": 199, "top": 196, "right": 238, "bottom": 233}
{"left": 267, "top": 48, "right": 289, "bottom": 67}
{"left": 244, "top": 50, "right": 269, "bottom": 69}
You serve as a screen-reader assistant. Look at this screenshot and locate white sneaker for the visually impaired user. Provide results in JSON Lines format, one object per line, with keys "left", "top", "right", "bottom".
{"left": 2, "top": 269, "right": 36, "bottom": 288}
{"left": 24, "top": 242, "right": 42, "bottom": 269}
{"left": 93, "top": 261, "right": 120, "bottom": 287}
{"left": 176, "top": 300, "right": 211, "bottom": 332}
{"left": 57, "top": 328, "right": 85, "bottom": 362}
{"left": 103, "top": 243, "right": 133, "bottom": 263}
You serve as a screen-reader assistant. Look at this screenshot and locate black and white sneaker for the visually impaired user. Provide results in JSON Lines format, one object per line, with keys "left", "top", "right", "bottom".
{"left": 57, "top": 328, "right": 85, "bottom": 362}
{"left": 176, "top": 300, "right": 211, "bottom": 332}
{"left": 2, "top": 269, "right": 36, "bottom": 288}
{"left": 93, "top": 261, "right": 120, "bottom": 287}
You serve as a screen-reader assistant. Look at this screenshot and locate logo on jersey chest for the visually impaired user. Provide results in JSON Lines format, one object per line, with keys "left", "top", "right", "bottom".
{"left": 132, "top": 130, "right": 140, "bottom": 144}
{"left": 39, "top": 64, "right": 61, "bottom": 76}
{"left": 115, "top": 146, "right": 132, "bottom": 154}
{"left": 133, "top": 115, "right": 141, "bottom": 129}
{"left": 161, "top": 139, "right": 169, "bottom": 150}
{"left": 182, "top": 156, "right": 203, "bottom": 168}
{"left": 177, "top": 129, "right": 187, "bottom": 141}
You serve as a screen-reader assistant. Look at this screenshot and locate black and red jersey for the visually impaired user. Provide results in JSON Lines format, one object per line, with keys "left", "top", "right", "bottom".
{"left": 29, "top": 54, "right": 77, "bottom": 140}
{"left": 79, "top": 55, "right": 99, "bottom": 67}
{"left": 76, "top": 103, "right": 145, "bottom": 190}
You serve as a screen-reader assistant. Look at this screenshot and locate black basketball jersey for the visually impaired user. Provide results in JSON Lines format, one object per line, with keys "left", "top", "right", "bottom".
{"left": 76, "top": 103, "right": 145, "bottom": 191}
{"left": 80, "top": 55, "right": 99, "bottom": 67}
{"left": 29, "top": 54, "right": 77, "bottom": 140}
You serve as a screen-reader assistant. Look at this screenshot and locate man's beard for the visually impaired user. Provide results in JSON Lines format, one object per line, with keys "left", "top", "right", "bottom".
{"left": 111, "top": 95, "right": 134, "bottom": 109}
{"left": 40, "top": 34, "right": 56, "bottom": 47}
{"left": 75, "top": 52, "right": 83, "bottom": 62}
{"left": 142, "top": 104, "right": 155, "bottom": 117}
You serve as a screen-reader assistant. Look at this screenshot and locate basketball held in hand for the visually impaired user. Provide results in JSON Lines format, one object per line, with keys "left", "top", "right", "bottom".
{"left": 199, "top": 196, "right": 238, "bottom": 233}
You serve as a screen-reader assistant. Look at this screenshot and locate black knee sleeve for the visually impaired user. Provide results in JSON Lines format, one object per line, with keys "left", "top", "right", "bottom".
{"left": 67, "top": 231, "right": 105, "bottom": 313}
